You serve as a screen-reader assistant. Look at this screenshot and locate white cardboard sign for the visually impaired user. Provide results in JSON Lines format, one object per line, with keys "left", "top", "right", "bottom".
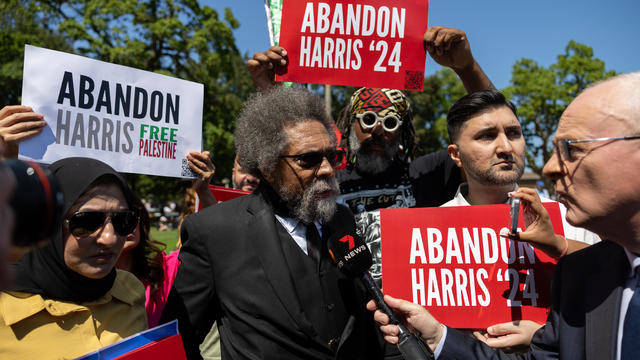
{"left": 20, "top": 45, "right": 204, "bottom": 178}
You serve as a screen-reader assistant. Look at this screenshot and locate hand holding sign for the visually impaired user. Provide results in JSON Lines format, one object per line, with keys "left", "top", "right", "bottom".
{"left": 423, "top": 27, "right": 474, "bottom": 71}
{"left": 186, "top": 150, "right": 217, "bottom": 208}
{"left": 423, "top": 26, "right": 494, "bottom": 93}
{"left": 0, "top": 105, "right": 46, "bottom": 158}
{"left": 247, "top": 46, "right": 288, "bottom": 92}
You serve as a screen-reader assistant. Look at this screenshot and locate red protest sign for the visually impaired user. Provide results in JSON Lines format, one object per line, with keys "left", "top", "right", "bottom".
{"left": 380, "top": 203, "right": 563, "bottom": 329}
{"left": 197, "top": 186, "right": 250, "bottom": 211}
{"left": 276, "top": 0, "right": 429, "bottom": 91}
{"left": 209, "top": 185, "right": 250, "bottom": 202}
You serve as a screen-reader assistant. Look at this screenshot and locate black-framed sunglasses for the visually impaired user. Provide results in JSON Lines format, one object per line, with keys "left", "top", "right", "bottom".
{"left": 554, "top": 135, "right": 640, "bottom": 161}
{"left": 355, "top": 111, "right": 403, "bottom": 132}
{"left": 66, "top": 210, "right": 139, "bottom": 238}
{"left": 280, "top": 149, "right": 345, "bottom": 169}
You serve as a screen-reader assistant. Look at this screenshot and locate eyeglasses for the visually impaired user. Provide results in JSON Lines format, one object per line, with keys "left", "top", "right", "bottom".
{"left": 66, "top": 210, "right": 139, "bottom": 238}
{"left": 554, "top": 135, "right": 640, "bottom": 161}
{"left": 280, "top": 149, "right": 345, "bottom": 169}
{"left": 354, "top": 111, "right": 403, "bottom": 132}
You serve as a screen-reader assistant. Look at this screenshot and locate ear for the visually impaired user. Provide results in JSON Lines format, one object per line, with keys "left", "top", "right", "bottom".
{"left": 447, "top": 144, "right": 463, "bottom": 168}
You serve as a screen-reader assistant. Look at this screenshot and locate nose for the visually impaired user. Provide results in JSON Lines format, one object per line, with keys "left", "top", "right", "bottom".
{"left": 370, "top": 120, "right": 385, "bottom": 135}
{"left": 96, "top": 217, "right": 121, "bottom": 248}
{"left": 496, "top": 133, "right": 513, "bottom": 155}
{"left": 542, "top": 150, "right": 563, "bottom": 181}
{"left": 316, "top": 155, "right": 335, "bottom": 177}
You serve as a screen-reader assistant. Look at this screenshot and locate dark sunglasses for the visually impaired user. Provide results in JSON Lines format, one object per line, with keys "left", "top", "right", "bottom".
{"left": 355, "top": 111, "right": 403, "bottom": 132}
{"left": 66, "top": 210, "right": 139, "bottom": 238}
{"left": 280, "top": 149, "right": 345, "bottom": 169}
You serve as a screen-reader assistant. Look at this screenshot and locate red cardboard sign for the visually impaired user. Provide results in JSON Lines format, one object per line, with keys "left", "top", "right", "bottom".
{"left": 209, "top": 185, "right": 250, "bottom": 202}
{"left": 197, "top": 186, "right": 250, "bottom": 211}
{"left": 381, "top": 203, "right": 563, "bottom": 329}
{"left": 276, "top": 0, "right": 429, "bottom": 91}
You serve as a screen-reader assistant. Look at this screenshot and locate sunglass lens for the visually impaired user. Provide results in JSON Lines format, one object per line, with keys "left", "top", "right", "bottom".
{"left": 361, "top": 113, "right": 378, "bottom": 127}
{"left": 112, "top": 211, "right": 139, "bottom": 236}
{"left": 383, "top": 117, "right": 399, "bottom": 131}
{"left": 69, "top": 212, "right": 106, "bottom": 237}
{"left": 297, "top": 153, "right": 324, "bottom": 169}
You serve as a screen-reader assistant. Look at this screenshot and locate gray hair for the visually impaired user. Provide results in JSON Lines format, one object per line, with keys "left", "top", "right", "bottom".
{"left": 234, "top": 86, "right": 336, "bottom": 177}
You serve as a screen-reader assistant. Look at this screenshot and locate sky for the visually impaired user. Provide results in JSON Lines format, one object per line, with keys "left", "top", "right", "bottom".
{"left": 202, "top": 0, "right": 640, "bottom": 90}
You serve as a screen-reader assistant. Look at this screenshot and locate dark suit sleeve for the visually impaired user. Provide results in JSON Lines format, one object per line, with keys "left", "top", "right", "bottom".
{"left": 160, "top": 214, "right": 217, "bottom": 360}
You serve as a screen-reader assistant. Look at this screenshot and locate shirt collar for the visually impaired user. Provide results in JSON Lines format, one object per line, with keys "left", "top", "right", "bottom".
{"left": 0, "top": 270, "right": 136, "bottom": 326}
{"left": 623, "top": 248, "right": 640, "bottom": 278}
{"left": 453, "top": 182, "right": 518, "bottom": 205}
{"left": 274, "top": 214, "right": 322, "bottom": 236}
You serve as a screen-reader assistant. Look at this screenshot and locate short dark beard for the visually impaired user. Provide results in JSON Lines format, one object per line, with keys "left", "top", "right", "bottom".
{"left": 459, "top": 150, "right": 524, "bottom": 186}
{"left": 349, "top": 124, "right": 401, "bottom": 175}
{"left": 278, "top": 177, "right": 340, "bottom": 224}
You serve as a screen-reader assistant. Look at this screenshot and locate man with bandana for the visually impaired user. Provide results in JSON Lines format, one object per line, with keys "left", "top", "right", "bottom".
{"left": 249, "top": 27, "right": 494, "bottom": 285}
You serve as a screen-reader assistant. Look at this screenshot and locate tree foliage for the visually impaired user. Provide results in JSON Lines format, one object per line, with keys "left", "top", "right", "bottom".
{"left": 0, "top": 0, "right": 73, "bottom": 105}
{"left": 504, "top": 41, "right": 616, "bottom": 184}
{"left": 408, "top": 68, "right": 466, "bottom": 156}
{"left": 1, "top": 0, "right": 254, "bottom": 203}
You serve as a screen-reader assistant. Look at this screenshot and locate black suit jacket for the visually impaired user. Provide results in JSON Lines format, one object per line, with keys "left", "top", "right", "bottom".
{"left": 439, "top": 240, "right": 630, "bottom": 360}
{"left": 161, "top": 184, "right": 399, "bottom": 360}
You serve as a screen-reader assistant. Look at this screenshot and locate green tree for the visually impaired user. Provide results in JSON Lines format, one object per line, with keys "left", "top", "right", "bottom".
{"left": 409, "top": 68, "right": 466, "bottom": 156}
{"left": 504, "top": 41, "right": 616, "bottom": 184}
{"left": 0, "top": 0, "right": 72, "bottom": 105}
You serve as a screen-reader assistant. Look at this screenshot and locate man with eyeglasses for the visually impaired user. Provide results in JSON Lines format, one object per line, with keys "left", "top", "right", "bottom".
{"left": 368, "top": 72, "right": 640, "bottom": 359}
{"left": 249, "top": 27, "right": 494, "bottom": 286}
{"left": 442, "top": 89, "right": 599, "bottom": 246}
{"left": 162, "top": 86, "right": 400, "bottom": 360}
{"left": 439, "top": 89, "right": 599, "bottom": 350}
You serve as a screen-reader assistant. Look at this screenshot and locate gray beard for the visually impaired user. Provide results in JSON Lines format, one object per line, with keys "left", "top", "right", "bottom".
{"left": 279, "top": 177, "right": 340, "bottom": 224}
{"left": 348, "top": 128, "right": 400, "bottom": 175}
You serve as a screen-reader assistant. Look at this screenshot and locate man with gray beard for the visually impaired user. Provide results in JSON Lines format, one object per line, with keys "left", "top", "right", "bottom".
{"left": 248, "top": 27, "right": 495, "bottom": 287}
{"left": 162, "top": 87, "right": 401, "bottom": 360}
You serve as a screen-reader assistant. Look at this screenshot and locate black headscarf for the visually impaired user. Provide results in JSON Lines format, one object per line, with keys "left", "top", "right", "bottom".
{"left": 10, "top": 157, "right": 134, "bottom": 302}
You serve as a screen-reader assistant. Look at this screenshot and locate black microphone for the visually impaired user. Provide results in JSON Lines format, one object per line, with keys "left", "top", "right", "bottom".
{"left": 328, "top": 231, "right": 434, "bottom": 360}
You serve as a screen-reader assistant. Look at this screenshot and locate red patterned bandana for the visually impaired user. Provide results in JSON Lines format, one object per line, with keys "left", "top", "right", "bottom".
{"left": 350, "top": 88, "right": 410, "bottom": 118}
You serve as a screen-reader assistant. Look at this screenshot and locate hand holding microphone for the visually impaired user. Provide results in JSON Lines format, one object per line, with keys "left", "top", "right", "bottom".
{"left": 327, "top": 232, "right": 434, "bottom": 360}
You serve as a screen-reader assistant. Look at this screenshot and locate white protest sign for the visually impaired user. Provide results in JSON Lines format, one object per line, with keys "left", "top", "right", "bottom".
{"left": 20, "top": 45, "right": 203, "bottom": 178}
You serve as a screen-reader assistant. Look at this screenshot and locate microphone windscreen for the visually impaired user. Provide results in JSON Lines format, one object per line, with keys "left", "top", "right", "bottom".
{"left": 327, "top": 231, "right": 373, "bottom": 276}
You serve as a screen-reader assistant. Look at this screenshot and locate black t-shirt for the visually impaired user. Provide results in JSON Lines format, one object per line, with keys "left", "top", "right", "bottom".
{"left": 336, "top": 149, "right": 462, "bottom": 286}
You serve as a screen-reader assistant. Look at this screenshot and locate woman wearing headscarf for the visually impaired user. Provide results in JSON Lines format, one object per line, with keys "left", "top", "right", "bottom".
{"left": 0, "top": 157, "right": 147, "bottom": 359}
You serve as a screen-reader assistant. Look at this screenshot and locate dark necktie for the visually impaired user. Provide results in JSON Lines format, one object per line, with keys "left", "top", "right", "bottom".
{"left": 622, "top": 267, "right": 640, "bottom": 359}
{"left": 306, "top": 223, "right": 321, "bottom": 263}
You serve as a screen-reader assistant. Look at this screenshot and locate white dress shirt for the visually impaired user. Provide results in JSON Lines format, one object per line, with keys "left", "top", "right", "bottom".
{"left": 274, "top": 214, "right": 322, "bottom": 255}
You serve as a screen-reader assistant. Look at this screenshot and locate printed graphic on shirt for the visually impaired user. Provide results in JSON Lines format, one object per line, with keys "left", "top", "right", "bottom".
{"left": 337, "top": 184, "right": 416, "bottom": 286}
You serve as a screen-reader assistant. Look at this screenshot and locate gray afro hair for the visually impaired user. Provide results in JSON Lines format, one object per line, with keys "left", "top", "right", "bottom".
{"left": 234, "top": 86, "right": 336, "bottom": 177}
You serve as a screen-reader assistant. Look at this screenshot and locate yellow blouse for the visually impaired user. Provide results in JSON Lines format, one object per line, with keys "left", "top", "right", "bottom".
{"left": 0, "top": 270, "right": 147, "bottom": 360}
